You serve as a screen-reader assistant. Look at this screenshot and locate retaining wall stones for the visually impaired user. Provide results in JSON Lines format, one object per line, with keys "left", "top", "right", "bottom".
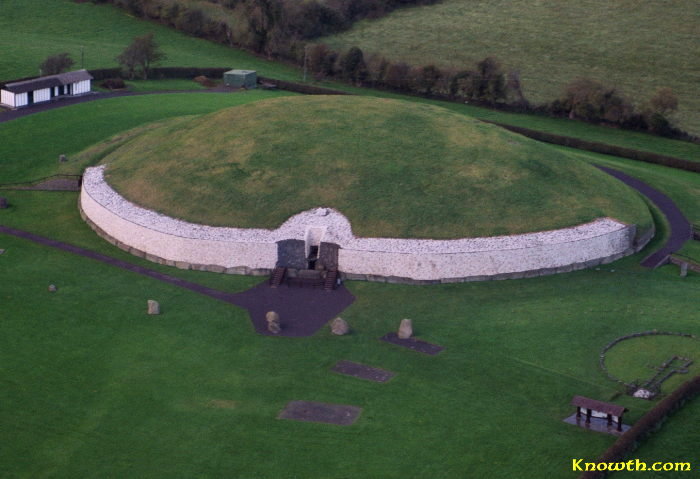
{"left": 80, "top": 166, "right": 647, "bottom": 283}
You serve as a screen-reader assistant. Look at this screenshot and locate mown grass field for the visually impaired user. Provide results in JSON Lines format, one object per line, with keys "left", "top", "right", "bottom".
{"left": 329, "top": 84, "right": 700, "bottom": 165}
{"left": 322, "top": 0, "right": 700, "bottom": 135}
{"left": 1, "top": 89, "right": 699, "bottom": 478}
{"left": 1, "top": 191, "right": 698, "bottom": 477}
{"left": 1, "top": 2, "right": 699, "bottom": 477}
{"left": 99, "top": 95, "right": 650, "bottom": 238}
{"left": 604, "top": 335, "right": 700, "bottom": 394}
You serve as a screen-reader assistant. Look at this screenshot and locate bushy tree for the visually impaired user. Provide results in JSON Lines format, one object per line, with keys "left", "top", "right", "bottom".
{"left": 243, "top": 0, "right": 283, "bottom": 55}
{"left": 447, "top": 57, "right": 509, "bottom": 103}
{"left": 561, "top": 78, "right": 633, "bottom": 124}
{"left": 116, "top": 33, "right": 166, "bottom": 80}
{"left": 646, "top": 87, "right": 679, "bottom": 136}
{"left": 383, "top": 62, "right": 411, "bottom": 91}
{"left": 365, "top": 54, "right": 390, "bottom": 87}
{"left": 338, "top": 46, "right": 366, "bottom": 85}
{"left": 413, "top": 65, "right": 442, "bottom": 95}
{"left": 306, "top": 43, "right": 336, "bottom": 80}
{"left": 472, "top": 57, "right": 507, "bottom": 104}
{"left": 40, "top": 53, "right": 74, "bottom": 75}
{"left": 507, "top": 70, "right": 527, "bottom": 107}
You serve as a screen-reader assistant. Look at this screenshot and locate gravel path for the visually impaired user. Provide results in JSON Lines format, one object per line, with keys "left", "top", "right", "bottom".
{"left": 597, "top": 166, "right": 692, "bottom": 268}
{"left": 0, "top": 224, "right": 354, "bottom": 336}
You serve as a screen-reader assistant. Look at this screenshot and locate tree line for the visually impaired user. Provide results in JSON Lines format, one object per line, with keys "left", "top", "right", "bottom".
{"left": 79, "top": 0, "right": 687, "bottom": 138}
{"left": 307, "top": 44, "right": 684, "bottom": 138}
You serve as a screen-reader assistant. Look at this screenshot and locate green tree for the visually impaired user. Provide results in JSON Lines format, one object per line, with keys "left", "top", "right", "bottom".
{"left": 40, "top": 52, "right": 74, "bottom": 76}
{"left": 339, "top": 46, "right": 366, "bottom": 85}
{"left": 116, "top": 33, "right": 166, "bottom": 80}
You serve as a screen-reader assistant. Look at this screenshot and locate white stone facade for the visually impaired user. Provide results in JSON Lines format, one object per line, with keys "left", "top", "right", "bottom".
{"left": 81, "top": 166, "right": 642, "bottom": 282}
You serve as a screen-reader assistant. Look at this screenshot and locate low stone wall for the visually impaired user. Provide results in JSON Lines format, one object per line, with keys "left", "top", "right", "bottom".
{"left": 80, "top": 166, "right": 647, "bottom": 283}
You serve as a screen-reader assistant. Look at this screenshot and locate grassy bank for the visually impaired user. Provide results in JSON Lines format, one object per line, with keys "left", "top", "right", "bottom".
{"left": 0, "top": 90, "right": 293, "bottom": 183}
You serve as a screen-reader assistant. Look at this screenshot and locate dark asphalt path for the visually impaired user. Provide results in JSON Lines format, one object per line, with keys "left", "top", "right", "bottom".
{"left": 597, "top": 166, "right": 692, "bottom": 268}
{"left": 0, "top": 224, "right": 355, "bottom": 336}
{"left": 0, "top": 87, "right": 236, "bottom": 123}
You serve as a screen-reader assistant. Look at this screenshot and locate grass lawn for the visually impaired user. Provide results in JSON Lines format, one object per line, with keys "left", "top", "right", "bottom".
{"left": 1, "top": 5, "right": 699, "bottom": 474}
{"left": 559, "top": 148, "right": 700, "bottom": 228}
{"left": 123, "top": 78, "right": 208, "bottom": 92}
{"left": 0, "top": 93, "right": 698, "bottom": 477}
{"left": 99, "top": 95, "right": 651, "bottom": 238}
{"left": 0, "top": 90, "right": 294, "bottom": 184}
{"left": 676, "top": 241, "right": 700, "bottom": 264}
{"left": 1, "top": 207, "right": 698, "bottom": 477}
{"left": 321, "top": 0, "right": 700, "bottom": 136}
{"left": 329, "top": 84, "right": 700, "bottom": 164}
{"left": 604, "top": 335, "right": 700, "bottom": 393}
{"left": 0, "top": 0, "right": 301, "bottom": 82}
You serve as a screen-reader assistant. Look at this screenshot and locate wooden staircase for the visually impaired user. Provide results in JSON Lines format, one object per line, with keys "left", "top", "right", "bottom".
{"left": 269, "top": 266, "right": 287, "bottom": 288}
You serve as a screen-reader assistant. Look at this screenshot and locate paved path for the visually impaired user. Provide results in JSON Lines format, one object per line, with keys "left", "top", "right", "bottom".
{"left": 0, "top": 87, "right": 237, "bottom": 123}
{"left": 597, "top": 166, "right": 692, "bottom": 268}
{"left": 0, "top": 224, "right": 355, "bottom": 337}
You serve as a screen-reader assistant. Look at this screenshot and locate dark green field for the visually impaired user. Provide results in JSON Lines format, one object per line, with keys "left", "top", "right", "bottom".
{"left": 0, "top": 0, "right": 298, "bottom": 81}
{"left": 1, "top": 187, "right": 698, "bottom": 477}
{"left": 1, "top": 1, "right": 699, "bottom": 477}
{"left": 322, "top": 0, "right": 700, "bottom": 135}
{"left": 2, "top": 91, "right": 699, "bottom": 478}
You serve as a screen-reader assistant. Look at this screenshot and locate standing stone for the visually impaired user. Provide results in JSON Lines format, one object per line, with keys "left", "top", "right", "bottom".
{"left": 48, "top": 284, "right": 57, "bottom": 292}
{"left": 0, "top": 197, "right": 7, "bottom": 209}
{"left": 397, "top": 319, "right": 413, "bottom": 339}
{"left": 680, "top": 262, "right": 688, "bottom": 277}
{"left": 59, "top": 154, "right": 67, "bottom": 163}
{"left": 266, "top": 311, "right": 281, "bottom": 334}
{"left": 147, "top": 299, "right": 160, "bottom": 315}
{"left": 0, "top": 249, "right": 5, "bottom": 255}
{"left": 330, "top": 317, "right": 349, "bottom": 335}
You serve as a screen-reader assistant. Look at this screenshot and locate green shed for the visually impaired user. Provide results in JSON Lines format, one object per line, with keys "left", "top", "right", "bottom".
{"left": 224, "top": 70, "right": 257, "bottom": 89}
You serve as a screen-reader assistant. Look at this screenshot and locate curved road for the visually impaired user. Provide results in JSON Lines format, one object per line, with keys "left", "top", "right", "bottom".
{"left": 596, "top": 165, "right": 692, "bottom": 268}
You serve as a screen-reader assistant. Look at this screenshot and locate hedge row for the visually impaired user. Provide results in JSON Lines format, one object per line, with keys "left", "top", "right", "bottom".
{"left": 85, "top": 67, "right": 697, "bottom": 173}
{"left": 256, "top": 75, "right": 349, "bottom": 96}
{"left": 89, "top": 67, "right": 351, "bottom": 96}
{"left": 485, "top": 121, "right": 700, "bottom": 173}
{"left": 579, "top": 374, "right": 700, "bottom": 479}
{"left": 89, "top": 67, "right": 230, "bottom": 81}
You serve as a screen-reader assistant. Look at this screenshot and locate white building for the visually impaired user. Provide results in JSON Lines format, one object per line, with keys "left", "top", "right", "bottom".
{"left": 1, "top": 69, "right": 93, "bottom": 108}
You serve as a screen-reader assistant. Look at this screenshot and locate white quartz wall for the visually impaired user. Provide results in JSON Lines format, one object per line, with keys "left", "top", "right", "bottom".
{"left": 81, "top": 166, "right": 638, "bottom": 281}
{"left": 339, "top": 226, "right": 634, "bottom": 280}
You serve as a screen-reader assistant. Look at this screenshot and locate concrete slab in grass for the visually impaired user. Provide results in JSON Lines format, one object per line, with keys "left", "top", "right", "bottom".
{"left": 332, "top": 360, "right": 395, "bottom": 383}
{"left": 278, "top": 400, "right": 362, "bottom": 426}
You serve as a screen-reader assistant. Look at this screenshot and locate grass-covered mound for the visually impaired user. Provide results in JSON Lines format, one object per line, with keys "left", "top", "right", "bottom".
{"left": 102, "top": 95, "right": 650, "bottom": 238}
